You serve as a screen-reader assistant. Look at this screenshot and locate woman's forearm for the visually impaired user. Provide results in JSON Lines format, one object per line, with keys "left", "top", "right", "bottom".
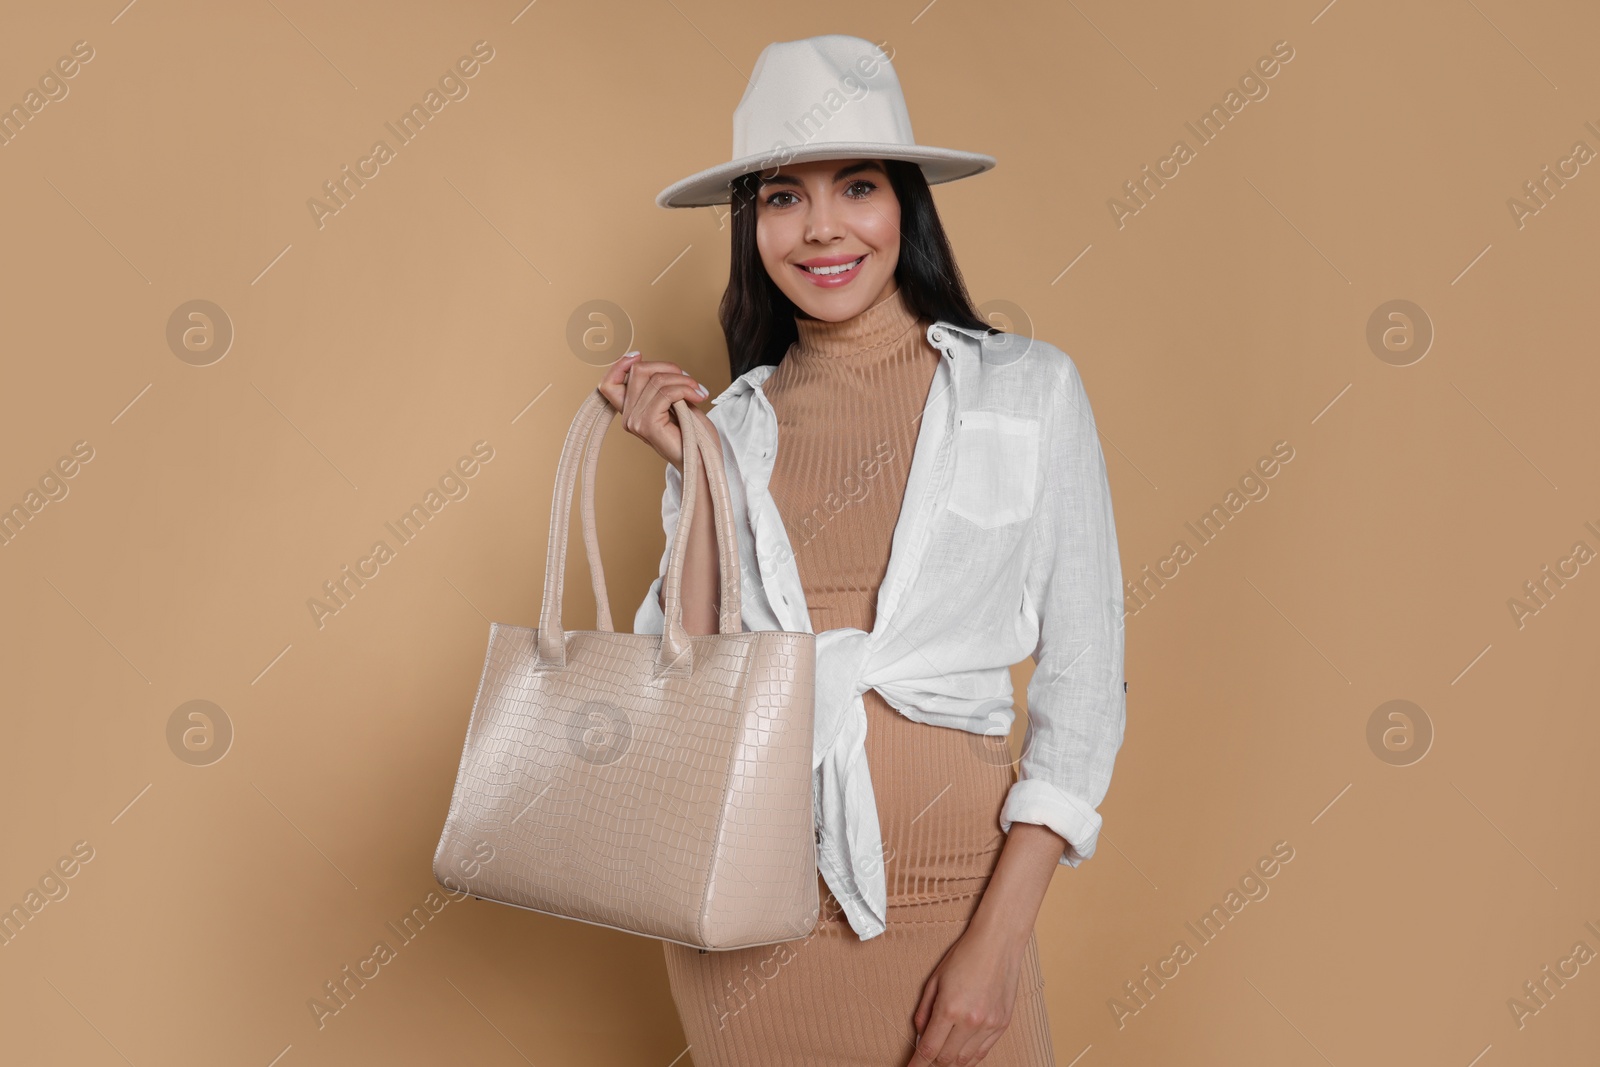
{"left": 966, "top": 822, "right": 1068, "bottom": 952}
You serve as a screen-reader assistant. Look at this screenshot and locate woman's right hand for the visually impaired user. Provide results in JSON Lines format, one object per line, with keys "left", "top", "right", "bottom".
{"left": 597, "top": 350, "right": 719, "bottom": 472}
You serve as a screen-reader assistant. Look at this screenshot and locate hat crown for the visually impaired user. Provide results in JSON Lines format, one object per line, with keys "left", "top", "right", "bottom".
{"left": 655, "top": 33, "right": 993, "bottom": 208}
{"left": 732, "top": 35, "right": 915, "bottom": 167}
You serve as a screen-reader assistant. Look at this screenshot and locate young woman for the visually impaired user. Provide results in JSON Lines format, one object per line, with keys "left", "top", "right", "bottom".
{"left": 596, "top": 35, "right": 1125, "bottom": 1067}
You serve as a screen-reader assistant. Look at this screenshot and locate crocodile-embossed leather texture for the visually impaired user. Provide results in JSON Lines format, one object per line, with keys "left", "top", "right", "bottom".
{"left": 434, "top": 389, "right": 820, "bottom": 950}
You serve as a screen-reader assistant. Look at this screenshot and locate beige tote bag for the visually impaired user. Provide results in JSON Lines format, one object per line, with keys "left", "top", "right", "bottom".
{"left": 433, "top": 388, "right": 820, "bottom": 950}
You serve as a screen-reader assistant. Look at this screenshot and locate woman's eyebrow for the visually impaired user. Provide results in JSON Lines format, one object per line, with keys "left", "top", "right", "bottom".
{"left": 759, "top": 161, "right": 886, "bottom": 189}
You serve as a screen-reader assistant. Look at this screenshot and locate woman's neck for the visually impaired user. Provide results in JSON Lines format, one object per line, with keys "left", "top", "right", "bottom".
{"left": 790, "top": 283, "right": 922, "bottom": 360}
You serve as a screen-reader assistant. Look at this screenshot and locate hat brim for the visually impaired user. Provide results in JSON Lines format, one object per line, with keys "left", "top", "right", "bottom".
{"left": 655, "top": 142, "right": 996, "bottom": 209}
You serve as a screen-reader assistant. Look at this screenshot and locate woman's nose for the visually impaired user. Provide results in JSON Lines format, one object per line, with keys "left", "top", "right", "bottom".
{"left": 804, "top": 201, "right": 844, "bottom": 242}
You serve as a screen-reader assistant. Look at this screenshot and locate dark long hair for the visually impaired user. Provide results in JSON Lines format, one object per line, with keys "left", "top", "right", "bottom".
{"left": 717, "top": 158, "right": 995, "bottom": 379}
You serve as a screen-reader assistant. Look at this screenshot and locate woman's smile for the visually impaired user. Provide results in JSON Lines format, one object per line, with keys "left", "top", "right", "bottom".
{"left": 794, "top": 252, "right": 868, "bottom": 287}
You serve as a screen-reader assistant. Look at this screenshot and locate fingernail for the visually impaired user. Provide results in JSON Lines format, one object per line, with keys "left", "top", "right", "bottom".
{"left": 622, "top": 350, "right": 639, "bottom": 360}
{"left": 697, "top": 383, "right": 709, "bottom": 396}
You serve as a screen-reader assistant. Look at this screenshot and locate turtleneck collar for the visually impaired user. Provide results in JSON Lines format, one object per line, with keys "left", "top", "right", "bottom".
{"left": 790, "top": 283, "right": 924, "bottom": 361}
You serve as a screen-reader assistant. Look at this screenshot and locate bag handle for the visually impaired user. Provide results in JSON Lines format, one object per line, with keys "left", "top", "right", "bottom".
{"left": 535, "top": 388, "right": 742, "bottom": 673}
{"left": 658, "top": 394, "right": 744, "bottom": 667}
{"left": 568, "top": 389, "right": 726, "bottom": 636}
{"left": 574, "top": 396, "right": 618, "bottom": 633}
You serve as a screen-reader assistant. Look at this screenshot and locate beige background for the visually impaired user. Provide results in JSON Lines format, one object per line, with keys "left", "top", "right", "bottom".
{"left": 2, "top": 0, "right": 1597, "bottom": 1063}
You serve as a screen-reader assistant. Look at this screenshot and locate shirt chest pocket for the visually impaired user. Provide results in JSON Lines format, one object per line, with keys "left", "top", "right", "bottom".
{"left": 945, "top": 410, "right": 1041, "bottom": 529}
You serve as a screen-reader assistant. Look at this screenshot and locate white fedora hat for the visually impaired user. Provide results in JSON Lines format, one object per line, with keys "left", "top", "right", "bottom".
{"left": 656, "top": 34, "right": 996, "bottom": 209}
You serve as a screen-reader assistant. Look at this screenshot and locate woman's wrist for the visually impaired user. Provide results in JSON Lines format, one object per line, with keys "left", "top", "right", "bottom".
{"left": 966, "top": 897, "right": 1035, "bottom": 954}
{"left": 967, "top": 822, "right": 1068, "bottom": 952}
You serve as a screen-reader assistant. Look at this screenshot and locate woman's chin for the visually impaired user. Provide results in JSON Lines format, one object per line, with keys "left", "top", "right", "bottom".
{"left": 787, "top": 279, "right": 886, "bottom": 322}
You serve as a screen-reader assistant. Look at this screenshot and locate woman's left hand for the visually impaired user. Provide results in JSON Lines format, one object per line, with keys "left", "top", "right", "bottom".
{"left": 906, "top": 925, "right": 1026, "bottom": 1065}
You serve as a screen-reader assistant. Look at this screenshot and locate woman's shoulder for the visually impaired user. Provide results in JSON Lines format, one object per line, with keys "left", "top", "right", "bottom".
{"left": 946, "top": 327, "right": 1100, "bottom": 438}
{"left": 949, "top": 324, "right": 1081, "bottom": 393}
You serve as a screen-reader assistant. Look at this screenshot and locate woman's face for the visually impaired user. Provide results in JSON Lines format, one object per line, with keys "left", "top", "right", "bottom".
{"left": 755, "top": 157, "right": 902, "bottom": 321}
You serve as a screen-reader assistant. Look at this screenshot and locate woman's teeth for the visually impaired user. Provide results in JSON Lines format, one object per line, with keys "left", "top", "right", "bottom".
{"left": 802, "top": 256, "right": 864, "bottom": 275}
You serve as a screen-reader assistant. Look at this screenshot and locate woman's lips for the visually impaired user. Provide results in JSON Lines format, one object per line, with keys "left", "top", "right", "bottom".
{"left": 794, "top": 254, "right": 866, "bottom": 288}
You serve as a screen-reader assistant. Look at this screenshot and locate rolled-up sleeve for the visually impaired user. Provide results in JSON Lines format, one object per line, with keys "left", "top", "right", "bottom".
{"left": 999, "top": 356, "right": 1127, "bottom": 867}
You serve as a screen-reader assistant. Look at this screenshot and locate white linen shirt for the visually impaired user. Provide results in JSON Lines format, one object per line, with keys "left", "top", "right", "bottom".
{"left": 633, "top": 320, "right": 1126, "bottom": 941}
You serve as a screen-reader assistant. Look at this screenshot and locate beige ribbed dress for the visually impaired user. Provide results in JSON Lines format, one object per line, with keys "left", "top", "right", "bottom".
{"left": 661, "top": 285, "right": 1056, "bottom": 1066}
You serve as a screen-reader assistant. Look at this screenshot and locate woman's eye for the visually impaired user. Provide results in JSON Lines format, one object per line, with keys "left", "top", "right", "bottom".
{"left": 762, "top": 181, "right": 872, "bottom": 207}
